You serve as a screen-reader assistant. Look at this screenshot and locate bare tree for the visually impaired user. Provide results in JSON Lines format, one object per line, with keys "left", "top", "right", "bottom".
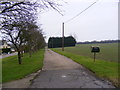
{"left": 0, "top": 0, "right": 62, "bottom": 64}
{"left": 0, "top": 1, "right": 38, "bottom": 64}
{"left": 2, "top": 20, "right": 29, "bottom": 64}
{"left": 0, "top": 0, "right": 63, "bottom": 15}
{"left": 22, "top": 22, "right": 45, "bottom": 57}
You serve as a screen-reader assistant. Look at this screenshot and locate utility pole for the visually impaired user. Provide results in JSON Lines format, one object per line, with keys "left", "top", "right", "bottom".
{"left": 52, "top": 37, "right": 53, "bottom": 48}
{"left": 62, "top": 22, "right": 64, "bottom": 51}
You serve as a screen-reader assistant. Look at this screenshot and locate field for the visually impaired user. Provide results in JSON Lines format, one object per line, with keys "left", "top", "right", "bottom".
{"left": 51, "top": 43, "right": 119, "bottom": 87}
{"left": 2, "top": 49, "right": 45, "bottom": 83}
{"left": 54, "top": 43, "right": 118, "bottom": 62}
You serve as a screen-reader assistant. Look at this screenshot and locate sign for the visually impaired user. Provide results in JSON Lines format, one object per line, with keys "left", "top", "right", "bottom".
{"left": 91, "top": 46, "right": 100, "bottom": 62}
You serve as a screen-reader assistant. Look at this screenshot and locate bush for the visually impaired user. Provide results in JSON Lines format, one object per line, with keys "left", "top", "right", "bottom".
{"left": 2, "top": 48, "right": 11, "bottom": 54}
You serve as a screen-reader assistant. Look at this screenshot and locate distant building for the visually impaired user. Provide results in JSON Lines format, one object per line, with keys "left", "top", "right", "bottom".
{"left": 0, "top": 40, "right": 12, "bottom": 54}
{"left": 0, "top": 40, "right": 11, "bottom": 49}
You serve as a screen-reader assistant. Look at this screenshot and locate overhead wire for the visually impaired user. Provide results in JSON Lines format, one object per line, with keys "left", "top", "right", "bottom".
{"left": 64, "top": 0, "right": 99, "bottom": 23}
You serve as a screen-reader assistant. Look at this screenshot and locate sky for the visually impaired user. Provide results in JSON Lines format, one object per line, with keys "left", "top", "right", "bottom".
{"left": 38, "top": 0, "right": 118, "bottom": 43}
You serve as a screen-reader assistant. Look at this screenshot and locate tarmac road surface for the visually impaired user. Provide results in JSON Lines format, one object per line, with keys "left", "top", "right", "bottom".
{"left": 29, "top": 49, "right": 115, "bottom": 88}
{"left": 0, "top": 52, "right": 17, "bottom": 59}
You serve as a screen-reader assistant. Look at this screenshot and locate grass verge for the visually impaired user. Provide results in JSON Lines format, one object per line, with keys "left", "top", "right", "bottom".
{"left": 2, "top": 49, "right": 45, "bottom": 83}
{"left": 51, "top": 48, "right": 119, "bottom": 87}
{"left": 57, "top": 43, "right": 118, "bottom": 62}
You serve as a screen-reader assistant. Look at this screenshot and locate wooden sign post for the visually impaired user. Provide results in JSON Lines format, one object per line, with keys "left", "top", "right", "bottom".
{"left": 93, "top": 52, "right": 96, "bottom": 62}
{"left": 91, "top": 46, "right": 100, "bottom": 62}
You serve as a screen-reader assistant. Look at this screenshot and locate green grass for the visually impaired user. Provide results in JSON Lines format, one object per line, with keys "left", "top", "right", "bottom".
{"left": 51, "top": 45, "right": 119, "bottom": 87}
{"left": 53, "top": 43, "right": 118, "bottom": 62}
{"left": 2, "top": 49, "right": 45, "bottom": 83}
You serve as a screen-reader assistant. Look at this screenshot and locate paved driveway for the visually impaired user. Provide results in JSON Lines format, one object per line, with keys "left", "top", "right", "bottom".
{"left": 29, "top": 49, "right": 115, "bottom": 88}
{"left": 0, "top": 52, "right": 17, "bottom": 59}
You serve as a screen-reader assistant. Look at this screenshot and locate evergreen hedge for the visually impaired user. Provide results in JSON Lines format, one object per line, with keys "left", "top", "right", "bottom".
{"left": 48, "top": 36, "right": 76, "bottom": 48}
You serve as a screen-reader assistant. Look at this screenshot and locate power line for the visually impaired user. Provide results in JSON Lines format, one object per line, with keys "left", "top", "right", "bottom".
{"left": 61, "top": 0, "right": 99, "bottom": 51}
{"left": 65, "top": 0, "right": 99, "bottom": 23}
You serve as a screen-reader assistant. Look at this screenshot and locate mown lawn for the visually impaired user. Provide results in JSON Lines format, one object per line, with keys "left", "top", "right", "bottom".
{"left": 51, "top": 48, "right": 119, "bottom": 87}
{"left": 2, "top": 49, "right": 45, "bottom": 83}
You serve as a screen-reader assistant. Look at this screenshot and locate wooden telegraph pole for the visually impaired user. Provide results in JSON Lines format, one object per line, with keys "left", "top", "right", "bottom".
{"left": 52, "top": 37, "right": 53, "bottom": 48}
{"left": 62, "top": 22, "right": 64, "bottom": 51}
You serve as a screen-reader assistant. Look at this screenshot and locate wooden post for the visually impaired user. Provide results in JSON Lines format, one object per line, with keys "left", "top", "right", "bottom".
{"left": 62, "top": 22, "right": 64, "bottom": 51}
{"left": 94, "top": 52, "right": 96, "bottom": 62}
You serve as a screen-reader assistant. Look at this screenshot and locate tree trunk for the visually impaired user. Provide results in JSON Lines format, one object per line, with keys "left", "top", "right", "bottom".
{"left": 21, "top": 51, "right": 23, "bottom": 57}
{"left": 18, "top": 51, "right": 22, "bottom": 64}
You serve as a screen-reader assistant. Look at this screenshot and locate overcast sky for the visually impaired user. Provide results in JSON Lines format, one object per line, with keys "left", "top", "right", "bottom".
{"left": 38, "top": 0, "right": 118, "bottom": 42}
{"left": 0, "top": 0, "right": 118, "bottom": 42}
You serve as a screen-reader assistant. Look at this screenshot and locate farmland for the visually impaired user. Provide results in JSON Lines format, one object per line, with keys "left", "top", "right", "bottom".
{"left": 53, "top": 43, "right": 118, "bottom": 62}
{"left": 51, "top": 43, "right": 119, "bottom": 87}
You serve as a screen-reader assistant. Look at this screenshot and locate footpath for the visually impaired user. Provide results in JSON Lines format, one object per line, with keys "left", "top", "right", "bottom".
{"left": 2, "top": 49, "right": 115, "bottom": 88}
{"left": 29, "top": 49, "right": 115, "bottom": 88}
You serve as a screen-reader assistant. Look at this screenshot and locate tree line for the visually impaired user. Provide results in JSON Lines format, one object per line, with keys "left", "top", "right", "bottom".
{"left": 0, "top": 0, "right": 62, "bottom": 64}
{"left": 48, "top": 36, "right": 76, "bottom": 48}
{"left": 77, "top": 40, "right": 120, "bottom": 44}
